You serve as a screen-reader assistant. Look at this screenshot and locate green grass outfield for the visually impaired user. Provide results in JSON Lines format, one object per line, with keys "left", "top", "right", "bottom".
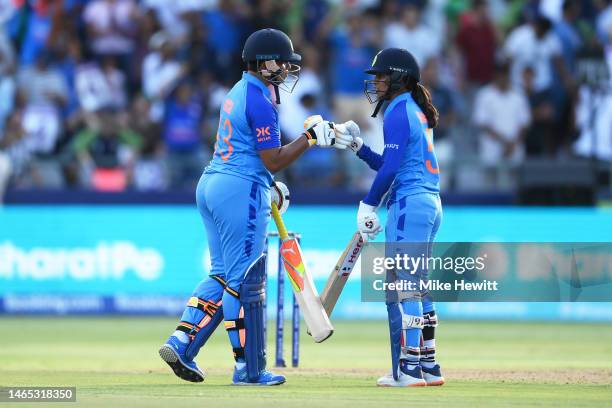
{"left": 1, "top": 318, "right": 611, "bottom": 407}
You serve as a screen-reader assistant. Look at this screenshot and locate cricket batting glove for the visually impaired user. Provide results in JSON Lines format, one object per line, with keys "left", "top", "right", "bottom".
{"left": 335, "top": 121, "right": 363, "bottom": 153}
{"left": 271, "top": 181, "right": 290, "bottom": 215}
{"left": 357, "top": 201, "right": 382, "bottom": 241}
{"left": 331, "top": 123, "right": 353, "bottom": 150}
{"left": 303, "top": 115, "right": 336, "bottom": 148}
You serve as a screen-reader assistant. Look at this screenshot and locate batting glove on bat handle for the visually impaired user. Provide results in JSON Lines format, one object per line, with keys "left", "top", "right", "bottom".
{"left": 271, "top": 181, "right": 290, "bottom": 215}
{"left": 357, "top": 201, "right": 382, "bottom": 241}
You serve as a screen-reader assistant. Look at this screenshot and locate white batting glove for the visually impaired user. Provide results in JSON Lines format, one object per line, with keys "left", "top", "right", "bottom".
{"left": 357, "top": 201, "right": 382, "bottom": 241}
{"left": 334, "top": 120, "right": 363, "bottom": 152}
{"left": 303, "top": 115, "right": 336, "bottom": 148}
{"left": 332, "top": 122, "right": 352, "bottom": 150}
{"left": 271, "top": 181, "right": 290, "bottom": 214}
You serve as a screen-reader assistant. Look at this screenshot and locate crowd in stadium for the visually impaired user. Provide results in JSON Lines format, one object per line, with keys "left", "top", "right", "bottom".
{"left": 0, "top": 0, "right": 610, "bottom": 200}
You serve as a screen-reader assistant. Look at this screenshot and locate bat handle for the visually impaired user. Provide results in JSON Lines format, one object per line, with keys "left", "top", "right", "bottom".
{"left": 271, "top": 203, "right": 289, "bottom": 240}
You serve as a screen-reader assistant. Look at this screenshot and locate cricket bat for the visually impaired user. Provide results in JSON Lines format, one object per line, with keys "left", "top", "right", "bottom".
{"left": 270, "top": 204, "right": 334, "bottom": 343}
{"left": 320, "top": 232, "right": 365, "bottom": 316}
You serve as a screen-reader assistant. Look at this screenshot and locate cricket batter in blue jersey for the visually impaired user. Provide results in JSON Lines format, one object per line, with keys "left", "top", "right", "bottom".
{"left": 336, "top": 48, "right": 444, "bottom": 387}
{"left": 158, "top": 28, "right": 347, "bottom": 386}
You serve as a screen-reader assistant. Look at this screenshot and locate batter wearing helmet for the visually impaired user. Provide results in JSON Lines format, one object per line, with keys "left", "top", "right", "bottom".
{"left": 158, "top": 28, "right": 350, "bottom": 386}
{"left": 336, "top": 47, "right": 445, "bottom": 387}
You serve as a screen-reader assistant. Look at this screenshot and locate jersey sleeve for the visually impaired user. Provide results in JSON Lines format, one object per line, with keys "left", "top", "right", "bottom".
{"left": 357, "top": 144, "right": 384, "bottom": 171}
{"left": 362, "top": 106, "right": 409, "bottom": 206}
{"left": 246, "top": 83, "right": 281, "bottom": 150}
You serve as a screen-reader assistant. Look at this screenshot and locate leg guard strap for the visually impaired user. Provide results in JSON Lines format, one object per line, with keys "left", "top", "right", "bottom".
{"left": 224, "top": 318, "right": 246, "bottom": 331}
{"left": 225, "top": 286, "right": 240, "bottom": 299}
{"left": 423, "top": 311, "right": 438, "bottom": 327}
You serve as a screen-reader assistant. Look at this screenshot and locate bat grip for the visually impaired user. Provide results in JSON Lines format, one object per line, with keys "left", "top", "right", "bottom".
{"left": 271, "top": 203, "right": 289, "bottom": 240}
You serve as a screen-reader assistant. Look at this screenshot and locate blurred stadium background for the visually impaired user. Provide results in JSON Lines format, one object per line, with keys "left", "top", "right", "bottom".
{"left": 1, "top": 1, "right": 612, "bottom": 323}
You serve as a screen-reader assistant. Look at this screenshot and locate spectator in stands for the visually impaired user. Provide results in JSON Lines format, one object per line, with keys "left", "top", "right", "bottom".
{"left": 504, "top": 15, "right": 570, "bottom": 93}
{"left": 202, "top": 1, "right": 247, "bottom": 83}
{"left": 473, "top": 61, "right": 531, "bottom": 188}
{"left": 383, "top": 1, "right": 441, "bottom": 66}
{"left": 522, "top": 65, "right": 557, "bottom": 156}
{"left": 76, "top": 55, "right": 128, "bottom": 114}
{"left": 130, "top": 95, "right": 168, "bottom": 191}
{"left": 0, "top": 110, "right": 31, "bottom": 189}
{"left": 456, "top": 0, "right": 498, "bottom": 87}
{"left": 573, "top": 90, "right": 612, "bottom": 162}
{"left": 555, "top": 0, "right": 583, "bottom": 75}
{"left": 182, "top": 18, "right": 217, "bottom": 79}
{"left": 0, "top": 29, "right": 16, "bottom": 130}
{"left": 0, "top": 51, "right": 12, "bottom": 195}
{"left": 300, "top": 0, "right": 332, "bottom": 45}
{"left": 16, "top": 51, "right": 67, "bottom": 162}
{"left": 0, "top": 149, "right": 9, "bottom": 203}
{"left": 83, "top": 0, "right": 139, "bottom": 58}
{"left": 162, "top": 80, "right": 208, "bottom": 189}
{"left": 54, "top": 35, "right": 84, "bottom": 122}
{"left": 142, "top": 31, "right": 187, "bottom": 121}
{"left": 329, "top": 11, "right": 376, "bottom": 125}
{"left": 142, "top": 0, "right": 190, "bottom": 42}
{"left": 17, "top": 51, "right": 68, "bottom": 110}
{"left": 18, "top": 0, "right": 55, "bottom": 66}
{"left": 72, "top": 109, "right": 142, "bottom": 191}
{"left": 597, "top": 0, "right": 612, "bottom": 45}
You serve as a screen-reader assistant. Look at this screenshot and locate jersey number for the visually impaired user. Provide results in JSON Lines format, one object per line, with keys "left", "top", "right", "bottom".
{"left": 215, "top": 117, "right": 233, "bottom": 161}
{"left": 425, "top": 129, "right": 439, "bottom": 175}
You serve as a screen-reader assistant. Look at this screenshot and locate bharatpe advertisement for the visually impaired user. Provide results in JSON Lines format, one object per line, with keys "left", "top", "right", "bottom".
{"left": 360, "top": 242, "right": 612, "bottom": 302}
{"left": 2, "top": 206, "right": 612, "bottom": 319}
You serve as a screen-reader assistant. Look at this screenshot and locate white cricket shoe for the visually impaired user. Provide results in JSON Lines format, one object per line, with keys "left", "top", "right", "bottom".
{"left": 376, "top": 367, "right": 427, "bottom": 387}
{"left": 421, "top": 364, "right": 445, "bottom": 386}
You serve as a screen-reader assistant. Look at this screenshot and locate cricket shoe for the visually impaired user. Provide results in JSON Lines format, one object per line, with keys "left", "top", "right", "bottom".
{"left": 421, "top": 364, "right": 445, "bottom": 386}
{"left": 159, "top": 336, "right": 205, "bottom": 383}
{"left": 232, "top": 366, "right": 286, "bottom": 386}
{"left": 377, "top": 366, "right": 426, "bottom": 387}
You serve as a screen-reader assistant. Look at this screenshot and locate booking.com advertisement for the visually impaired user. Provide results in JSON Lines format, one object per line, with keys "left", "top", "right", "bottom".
{"left": 1, "top": 205, "right": 612, "bottom": 320}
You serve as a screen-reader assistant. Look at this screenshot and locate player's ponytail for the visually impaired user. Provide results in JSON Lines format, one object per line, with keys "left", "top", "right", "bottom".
{"left": 410, "top": 81, "right": 439, "bottom": 129}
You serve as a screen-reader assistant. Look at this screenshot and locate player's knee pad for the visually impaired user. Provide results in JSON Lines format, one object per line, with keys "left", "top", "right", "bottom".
{"left": 183, "top": 276, "right": 226, "bottom": 361}
{"left": 224, "top": 255, "right": 267, "bottom": 382}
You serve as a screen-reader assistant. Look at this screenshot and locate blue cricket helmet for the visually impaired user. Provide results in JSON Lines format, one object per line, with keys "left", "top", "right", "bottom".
{"left": 242, "top": 28, "right": 301, "bottom": 64}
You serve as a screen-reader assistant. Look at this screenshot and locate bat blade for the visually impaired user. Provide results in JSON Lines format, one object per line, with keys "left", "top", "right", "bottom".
{"left": 320, "top": 232, "right": 365, "bottom": 316}
{"left": 271, "top": 204, "right": 333, "bottom": 343}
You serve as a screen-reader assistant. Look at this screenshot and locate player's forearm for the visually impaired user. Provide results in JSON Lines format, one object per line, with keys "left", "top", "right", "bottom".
{"left": 260, "top": 135, "right": 310, "bottom": 173}
{"left": 363, "top": 163, "right": 397, "bottom": 206}
{"left": 356, "top": 144, "right": 383, "bottom": 171}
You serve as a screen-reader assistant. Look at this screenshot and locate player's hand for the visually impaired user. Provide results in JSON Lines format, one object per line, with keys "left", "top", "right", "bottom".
{"left": 335, "top": 121, "right": 363, "bottom": 153}
{"left": 332, "top": 122, "right": 353, "bottom": 150}
{"left": 357, "top": 201, "right": 382, "bottom": 241}
{"left": 271, "top": 181, "right": 290, "bottom": 214}
{"left": 303, "top": 115, "right": 336, "bottom": 148}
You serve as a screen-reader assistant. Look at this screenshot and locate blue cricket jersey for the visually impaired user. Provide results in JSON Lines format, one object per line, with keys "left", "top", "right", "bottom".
{"left": 358, "top": 92, "right": 440, "bottom": 207}
{"left": 205, "top": 72, "right": 281, "bottom": 187}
